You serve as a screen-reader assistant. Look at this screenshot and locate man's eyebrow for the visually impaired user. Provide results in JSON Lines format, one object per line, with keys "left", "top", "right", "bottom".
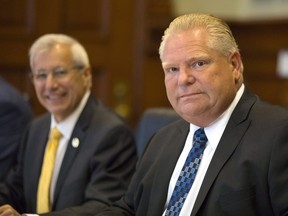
{"left": 186, "top": 55, "right": 209, "bottom": 61}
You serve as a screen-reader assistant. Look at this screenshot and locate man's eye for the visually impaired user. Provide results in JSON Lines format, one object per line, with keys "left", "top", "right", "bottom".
{"left": 35, "top": 73, "right": 47, "bottom": 80}
{"left": 194, "top": 61, "right": 206, "bottom": 67}
{"left": 54, "top": 69, "right": 68, "bottom": 77}
{"left": 167, "top": 67, "right": 179, "bottom": 73}
{"left": 192, "top": 60, "right": 211, "bottom": 69}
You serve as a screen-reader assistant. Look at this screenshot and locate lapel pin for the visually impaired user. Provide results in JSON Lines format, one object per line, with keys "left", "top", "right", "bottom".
{"left": 72, "top": 138, "right": 80, "bottom": 148}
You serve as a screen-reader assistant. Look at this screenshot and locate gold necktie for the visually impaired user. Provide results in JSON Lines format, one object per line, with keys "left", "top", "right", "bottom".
{"left": 37, "top": 127, "right": 62, "bottom": 213}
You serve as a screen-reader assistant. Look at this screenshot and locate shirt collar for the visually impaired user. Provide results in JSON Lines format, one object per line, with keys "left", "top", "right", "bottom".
{"left": 51, "top": 90, "right": 91, "bottom": 139}
{"left": 190, "top": 84, "right": 245, "bottom": 150}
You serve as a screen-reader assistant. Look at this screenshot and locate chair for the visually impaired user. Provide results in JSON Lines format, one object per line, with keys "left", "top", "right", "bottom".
{"left": 135, "top": 107, "right": 180, "bottom": 156}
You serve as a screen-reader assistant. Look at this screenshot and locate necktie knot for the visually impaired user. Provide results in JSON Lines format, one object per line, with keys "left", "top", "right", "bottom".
{"left": 50, "top": 127, "right": 62, "bottom": 140}
{"left": 191, "top": 128, "right": 207, "bottom": 153}
{"left": 194, "top": 128, "right": 207, "bottom": 143}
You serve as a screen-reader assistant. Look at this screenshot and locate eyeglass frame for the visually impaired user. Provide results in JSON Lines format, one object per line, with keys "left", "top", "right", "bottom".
{"left": 30, "top": 65, "right": 85, "bottom": 83}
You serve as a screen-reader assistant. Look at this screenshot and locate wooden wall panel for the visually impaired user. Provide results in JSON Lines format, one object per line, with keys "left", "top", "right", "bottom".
{"left": 60, "top": 0, "right": 110, "bottom": 41}
{"left": 0, "top": 0, "right": 135, "bottom": 123}
{"left": 0, "top": 0, "right": 35, "bottom": 111}
{"left": 131, "top": 0, "right": 174, "bottom": 126}
{"left": 1, "top": 0, "right": 288, "bottom": 127}
{"left": 229, "top": 20, "right": 288, "bottom": 106}
{"left": 0, "top": 0, "right": 35, "bottom": 38}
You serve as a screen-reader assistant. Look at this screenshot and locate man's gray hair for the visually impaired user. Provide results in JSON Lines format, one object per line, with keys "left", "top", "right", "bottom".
{"left": 29, "top": 34, "right": 90, "bottom": 68}
{"left": 159, "top": 13, "right": 239, "bottom": 60}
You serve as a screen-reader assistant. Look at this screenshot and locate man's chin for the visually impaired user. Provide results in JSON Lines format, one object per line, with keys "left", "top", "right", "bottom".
{"left": 47, "top": 107, "right": 65, "bottom": 116}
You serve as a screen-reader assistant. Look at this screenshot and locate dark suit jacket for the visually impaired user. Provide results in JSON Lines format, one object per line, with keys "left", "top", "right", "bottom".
{"left": 0, "top": 95, "right": 137, "bottom": 216}
{"left": 0, "top": 77, "right": 33, "bottom": 181}
{"left": 98, "top": 88, "right": 288, "bottom": 216}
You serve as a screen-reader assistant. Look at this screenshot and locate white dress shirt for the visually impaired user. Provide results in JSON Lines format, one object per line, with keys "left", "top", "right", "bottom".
{"left": 162, "top": 85, "right": 244, "bottom": 216}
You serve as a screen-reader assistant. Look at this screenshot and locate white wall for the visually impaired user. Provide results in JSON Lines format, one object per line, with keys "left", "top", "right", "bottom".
{"left": 170, "top": 0, "right": 288, "bottom": 21}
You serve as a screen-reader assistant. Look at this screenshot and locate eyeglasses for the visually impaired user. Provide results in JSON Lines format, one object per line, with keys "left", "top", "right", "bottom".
{"left": 31, "top": 65, "right": 84, "bottom": 82}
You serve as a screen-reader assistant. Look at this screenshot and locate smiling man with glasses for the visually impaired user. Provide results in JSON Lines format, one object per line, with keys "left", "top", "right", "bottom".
{"left": 29, "top": 38, "right": 91, "bottom": 123}
{"left": 0, "top": 34, "right": 137, "bottom": 216}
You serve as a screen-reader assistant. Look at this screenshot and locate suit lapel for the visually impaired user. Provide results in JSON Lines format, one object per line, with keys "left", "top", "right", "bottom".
{"left": 25, "top": 115, "right": 51, "bottom": 211}
{"left": 52, "top": 96, "right": 95, "bottom": 206}
{"left": 147, "top": 121, "right": 190, "bottom": 216}
{"left": 191, "top": 89, "right": 257, "bottom": 215}
{"left": 52, "top": 127, "right": 86, "bottom": 202}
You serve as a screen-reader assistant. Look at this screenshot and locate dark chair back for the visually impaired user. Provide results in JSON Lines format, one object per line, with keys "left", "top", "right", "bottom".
{"left": 135, "top": 107, "right": 180, "bottom": 156}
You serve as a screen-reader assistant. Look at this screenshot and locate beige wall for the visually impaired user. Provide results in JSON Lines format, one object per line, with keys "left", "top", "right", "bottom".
{"left": 170, "top": 0, "right": 288, "bottom": 21}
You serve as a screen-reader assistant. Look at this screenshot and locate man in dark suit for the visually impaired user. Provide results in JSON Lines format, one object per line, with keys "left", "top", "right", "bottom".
{"left": 0, "top": 77, "right": 33, "bottom": 181}
{"left": 0, "top": 34, "right": 137, "bottom": 215}
{"left": 97, "top": 13, "right": 288, "bottom": 216}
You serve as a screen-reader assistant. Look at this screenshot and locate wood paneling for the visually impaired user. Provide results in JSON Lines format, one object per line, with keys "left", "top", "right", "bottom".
{"left": 60, "top": 0, "right": 110, "bottom": 41}
{"left": 229, "top": 20, "right": 288, "bottom": 106}
{"left": 0, "top": 0, "right": 135, "bottom": 123}
{"left": 1, "top": 0, "right": 288, "bottom": 127}
{"left": 131, "top": 0, "right": 174, "bottom": 127}
{"left": 0, "top": 0, "right": 35, "bottom": 38}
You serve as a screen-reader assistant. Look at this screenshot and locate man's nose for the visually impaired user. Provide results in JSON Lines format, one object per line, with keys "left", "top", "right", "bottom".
{"left": 178, "top": 67, "right": 195, "bottom": 85}
{"left": 45, "top": 72, "right": 59, "bottom": 88}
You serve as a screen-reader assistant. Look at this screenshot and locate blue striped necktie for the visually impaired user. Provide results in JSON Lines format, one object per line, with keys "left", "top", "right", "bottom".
{"left": 165, "top": 128, "right": 207, "bottom": 216}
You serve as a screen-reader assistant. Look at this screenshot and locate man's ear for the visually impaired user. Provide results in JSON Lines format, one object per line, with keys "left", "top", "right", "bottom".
{"left": 230, "top": 51, "right": 242, "bottom": 71}
{"left": 82, "top": 66, "right": 92, "bottom": 87}
{"left": 229, "top": 51, "right": 243, "bottom": 83}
